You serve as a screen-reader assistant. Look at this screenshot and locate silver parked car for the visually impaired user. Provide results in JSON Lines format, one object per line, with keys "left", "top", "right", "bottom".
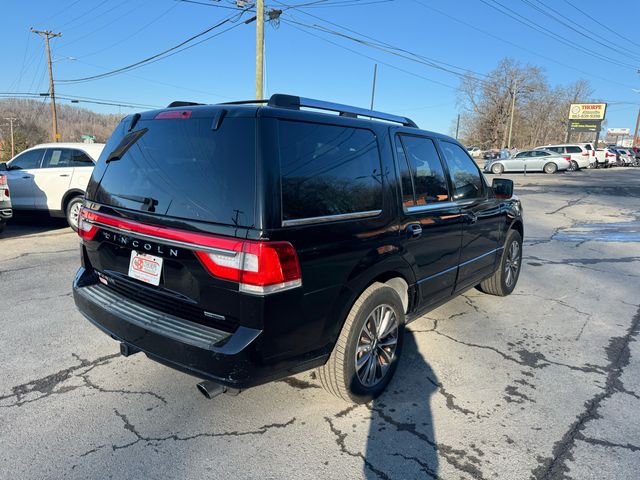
{"left": 484, "top": 149, "right": 571, "bottom": 174}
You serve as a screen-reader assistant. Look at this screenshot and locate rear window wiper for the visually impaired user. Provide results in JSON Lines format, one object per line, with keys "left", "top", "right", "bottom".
{"left": 105, "top": 128, "right": 148, "bottom": 163}
{"left": 112, "top": 193, "right": 159, "bottom": 212}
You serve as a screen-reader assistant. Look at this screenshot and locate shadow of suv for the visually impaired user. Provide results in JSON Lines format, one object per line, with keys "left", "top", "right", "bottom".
{"left": 73, "top": 94, "right": 523, "bottom": 403}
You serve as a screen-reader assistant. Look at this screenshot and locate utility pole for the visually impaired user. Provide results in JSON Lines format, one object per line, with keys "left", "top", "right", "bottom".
{"left": 507, "top": 81, "right": 517, "bottom": 149}
{"left": 255, "top": 0, "right": 264, "bottom": 100}
{"left": 31, "top": 28, "right": 61, "bottom": 142}
{"left": 370, "top": 64, "right": 377, "bottom": 110}
{"left": 3, "top": 118, "right": 17, "bottom": 158}
{"left": 632, "top": 106, "right": 640, "bottom": 148}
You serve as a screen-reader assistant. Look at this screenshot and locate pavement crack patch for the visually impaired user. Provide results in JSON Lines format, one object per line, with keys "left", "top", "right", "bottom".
{"left": 80, "top": 374, "right": 168, "bottom": 405}
{"left": 531, "top": 305, "right": 640, "bottom": 480}
{"left": 0, "top": 352, "right": 120, "bottom": 408}
{"left": 0, "top": 248, "right": 77, "bottom": 263}
{"left": 576, "top": 434, "right": 640, "bottom": 452}
{"left": 391, "top": 453, "right": 439, "bottom": 479}
{"left": 110, "top": 408, "right": 297, "bottom": 452}
{"left": 276, "top": 377, "right": 321, "bottom": 390}
{"left": 546, "top": 195, "right": 587, "bottom": 215}
{"left": 324, "top": 415, "right": 392, "bottom": 480}
{"left": 424, "top": 376, "right": 475, "bottom": 416}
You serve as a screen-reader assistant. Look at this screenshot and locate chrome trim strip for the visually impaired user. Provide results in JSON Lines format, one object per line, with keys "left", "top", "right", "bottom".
{"left": 458, "top": 247, "right": 500, "bottom": 267}
{"left": 405, "top": 201, "right": 458, "bottom": 213}
{"left": 86, "top": 220, "right": 237, "bottom": 256}
{"left": 282, "top": 210, "right": 382, "bottom": 227}
{"left": 416, "top": 264, "right": 458, "bottom": 284}
{"left": 416, "top": 247, "right": 503, "bottom": 284}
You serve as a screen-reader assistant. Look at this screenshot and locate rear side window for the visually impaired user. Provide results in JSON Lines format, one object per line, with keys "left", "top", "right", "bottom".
{"left": 547, "top": 147, "right": 563, "bottom": 154}
{"left": 91, "top": 116, "right": 256, "bottom": 227}
{"left": 439, "top": 141, "right": 484, "bottom": 200}
{"left": 42, "top": 148, "right": 72, "bottom": 168}
{"left": 566, "top": 146, "right": 582, "bottom": 153}
{"left": 70, "top": 149, "right": 94, "bottom": 167}
{"left": 10, "top": 149, "right": 44, "bottom": 169}
{"left": 397, "top": 135, "right": 449, "bottom": 207}
{"left": 278, "top": 121, "right": 382, "bottom": 222}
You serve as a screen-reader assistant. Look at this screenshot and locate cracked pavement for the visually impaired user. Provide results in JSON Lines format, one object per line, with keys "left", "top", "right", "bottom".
{"left": 1, "top": 169, "right": 639, "bottom": 479}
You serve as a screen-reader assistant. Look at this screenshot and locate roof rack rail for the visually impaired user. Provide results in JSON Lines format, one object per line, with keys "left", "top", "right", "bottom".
{"left": 218, "top": 99, "right": 269, "bottom": 105}
{"left": 167, "top": 101, "right": 204, "bottom": 108}
{"left": 267, "top": 94, "right": 418, "bottom": 128}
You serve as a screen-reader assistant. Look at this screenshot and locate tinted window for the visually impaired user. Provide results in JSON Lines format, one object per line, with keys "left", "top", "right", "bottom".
{"left": 42, "top": 148, "right": 72, "bottom": 168}
{"left": 10, "top": 149, "right": 44, "bottom": 169}
{"left": 515, "top": 152, "right": 527, "bottom": 158}
{"left": 398, "top": 135, "right": 449, "bottom": 206}
{"left": 547, "top": 147, "right": 563, "bottom": 154}
{"left": 395, "top": 140, "right": 415, "bottom": 208}
{"left": 536, "top": 151, "right": 551, "bottom": 156}
{"left": 566, "top": 146, "right": 582, "bottom": 153}
{"left": 439, "top": 141, "right": 483, "bottom": 200}
{"left": 70, "top": 149, "right": 94, "bottom": 167}
{"left": 279, "top": 121, "right": 382, "bottom": 221}
{"left": 91, "top": 116, "right": 256, "bottom": 227}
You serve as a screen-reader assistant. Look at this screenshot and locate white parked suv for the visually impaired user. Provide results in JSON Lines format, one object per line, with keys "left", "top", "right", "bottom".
{"left": 535, "top": 143, "right": 592, "bottom": 171}
{"left": 1, "top": 143, "right": 104, "bottom": 230}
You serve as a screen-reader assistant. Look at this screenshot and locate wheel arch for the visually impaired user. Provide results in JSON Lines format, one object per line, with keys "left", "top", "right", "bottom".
{"left": 61, "top": 189, "right": 85, "bottom": 212}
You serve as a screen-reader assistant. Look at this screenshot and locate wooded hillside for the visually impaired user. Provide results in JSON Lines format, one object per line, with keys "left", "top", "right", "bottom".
{"left": 0, "top": 99, "right": 122, "bottom": 161}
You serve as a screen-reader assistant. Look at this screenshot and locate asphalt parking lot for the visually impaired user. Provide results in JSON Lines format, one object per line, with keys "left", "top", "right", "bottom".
{"left": 1, "top": 168, "right": 639, "bottom": 480}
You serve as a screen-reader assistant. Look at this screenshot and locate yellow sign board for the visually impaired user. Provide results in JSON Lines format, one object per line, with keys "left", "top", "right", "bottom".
{"left": 568, "top": 103, "right": 607, "bottom": 120}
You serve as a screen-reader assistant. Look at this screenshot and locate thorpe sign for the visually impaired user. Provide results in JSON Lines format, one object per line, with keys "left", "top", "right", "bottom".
{"left": 568, "top": 103, "right": 607, "bottom": 120}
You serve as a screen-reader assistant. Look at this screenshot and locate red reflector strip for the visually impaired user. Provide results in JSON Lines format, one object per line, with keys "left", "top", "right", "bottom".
{"left": 154, "top": 110, "right": 192, "bottom": 120}
{"left": 79, "top": 208, "right": 302, "bottom": 294}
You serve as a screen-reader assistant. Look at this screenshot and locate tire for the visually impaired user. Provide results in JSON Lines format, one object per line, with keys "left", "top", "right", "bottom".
{"left": 491, "top": 163, "right": 504, "bottom": 174}
{"left": 0, "top": 222, "right": 4, "bottom": 234}
{"left": 65, "top": 196, "right": 83, "bottom": 231}
{"left": 543, "top": 162, "right": 558, "bottom": 174}
{"left": 317, "top": 283, "right": 405, "bottom": 403}
{"left": 477, "top": 229, "right": 522, "bottom": 297}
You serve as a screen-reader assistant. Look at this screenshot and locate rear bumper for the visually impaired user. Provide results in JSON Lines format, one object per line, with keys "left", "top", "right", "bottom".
{"left": 0, "top": 208, "right": 11, "bottom": 221}
{"left": 73, "top": 267, "right": 326, "bottom": 388}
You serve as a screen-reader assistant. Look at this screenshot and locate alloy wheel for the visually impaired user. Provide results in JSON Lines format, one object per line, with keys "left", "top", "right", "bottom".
{"left": 69, "top": 201, "right": 81, "bottom": 230}
{"left": 504, "top": 240, "right": 521, "bottom": 288}
{"left": 355, "top": 304, "right": 399, "bottom": 388}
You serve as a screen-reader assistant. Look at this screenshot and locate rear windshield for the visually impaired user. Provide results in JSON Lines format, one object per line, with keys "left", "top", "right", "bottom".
{"left": 89, "top": 114, "right": 256, "bottom": 227}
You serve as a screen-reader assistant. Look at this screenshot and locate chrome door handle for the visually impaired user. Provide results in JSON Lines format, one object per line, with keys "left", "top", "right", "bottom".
{"left": 406, "top": 223, "right": 422, "bottom": 238}
{"left": 59, "top": 174, "right": 70, "bottom": 177}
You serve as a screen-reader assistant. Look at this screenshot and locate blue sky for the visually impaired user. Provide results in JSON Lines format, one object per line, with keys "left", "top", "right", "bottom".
{"left": 2, "top": 0, "right": 639, "bottom": 135}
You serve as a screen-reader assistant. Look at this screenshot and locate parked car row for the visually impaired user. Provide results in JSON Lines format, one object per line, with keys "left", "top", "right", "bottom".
{"left": 482, "top": 142, "right": 640, "bottom": 174}
{"left": 0, "top": 142, "right": 105, "bottom": 230}
{"left": 0, "top": 173, "right": 12, "bottom": 234}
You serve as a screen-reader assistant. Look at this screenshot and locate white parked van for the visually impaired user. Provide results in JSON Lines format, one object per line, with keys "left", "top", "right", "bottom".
{"left": 1, "top": 142, "right": 104, "bottom": 230}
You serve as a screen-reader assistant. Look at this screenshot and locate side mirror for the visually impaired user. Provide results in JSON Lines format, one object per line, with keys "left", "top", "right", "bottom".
{"left": 492, "top": 178, "right": 513, "bottom": 199}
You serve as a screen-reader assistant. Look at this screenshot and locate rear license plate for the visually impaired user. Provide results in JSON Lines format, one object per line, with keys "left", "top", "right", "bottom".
{"left": 128, "top": 250, "right": 163, "bottom": 286}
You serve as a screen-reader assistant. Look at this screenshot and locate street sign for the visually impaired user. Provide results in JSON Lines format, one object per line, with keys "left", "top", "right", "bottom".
{"left": 606, "top": 128, "right": 630, "bottom": 136}
{"left": 568, "top": 103, "right": 607, "bottom": 120}
{"left": 569, "top": 120, "right": 601, "bottom": 133}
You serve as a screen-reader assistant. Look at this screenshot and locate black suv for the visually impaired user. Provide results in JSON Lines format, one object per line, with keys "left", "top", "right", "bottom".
{"left": 73, "top": 94, "right": 523, "bottom": 403}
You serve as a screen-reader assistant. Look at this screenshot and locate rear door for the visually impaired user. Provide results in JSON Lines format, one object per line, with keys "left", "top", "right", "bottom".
{"left": 5, "top": 148, "right": 45, "bottom": 208}
{"left": 394, "top": 133, "right": 463, "bottom": 306}
{"left": 69, "top": 149, "right": 95, "bottom": 191}
{"left": 33, "top": 148, "right": 74, "bottom": 210}
{"left": 438, "top": 140, "right": 502, "bottom": 291}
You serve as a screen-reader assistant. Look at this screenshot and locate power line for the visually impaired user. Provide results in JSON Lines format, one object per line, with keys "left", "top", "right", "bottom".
{"left": 521, "top": 0, "right": 640, "bottom": 63}
{"left": 57, "top": 9, "right": 251, "bottom": 84}
{"left": 0, "top": 92, "right": 161, "bottom": 109}
{"left": 479, "top": 0, "right": 638, "bottom": 71}
{"left": 412, "top": 0, "right": 637, "bottom": 90}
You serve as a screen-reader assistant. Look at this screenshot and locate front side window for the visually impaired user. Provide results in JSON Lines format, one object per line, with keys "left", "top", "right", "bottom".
{"left": 566, "top": 146, "right": 582, "bottom": 154}
{"left": 279, "top": 121, "right": 382, "bottom": 222}
{"left": 9, "top": 149, "right": 44, "bottom": 170}
{"left": 42, "top": 148, "right": 72, "bottom": 168}
{"left": 536, "top": 151, "right": 551, "bottom": 157}
{"left": 439, "top": 141, "right": 484, "bottom": 200}
{"left": 397, "top": 135, "right": 449, "bottom": 207}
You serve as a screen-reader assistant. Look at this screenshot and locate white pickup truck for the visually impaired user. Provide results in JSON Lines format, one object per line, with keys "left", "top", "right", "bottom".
{"left": 1, "top": 142, "right": 104, "bottom": 230}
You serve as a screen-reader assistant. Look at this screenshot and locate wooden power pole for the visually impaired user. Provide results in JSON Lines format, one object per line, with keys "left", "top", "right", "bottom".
{"left": 3, "top": 117, "right": 17, "bottom": 158}
{"left": 31, "top": 28, "right": 61, "bottom": 142}
{"left": 255, "top": 0, "right": 264, "bottom": 100}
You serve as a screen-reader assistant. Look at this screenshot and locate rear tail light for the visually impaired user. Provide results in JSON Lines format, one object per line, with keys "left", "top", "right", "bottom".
{"left": 3, "top": 189, "right": 9, "bottom": 198}
{"left": 78, "top": 207, "right": 98, "bottom": 241}
{"left": 581, "top": 152, "right": 589, "bottom": 156}
{"left": 77, "top": 208, "right": 302, "bottom": 295}
{"left": 564, "top": 156, "right": 571, "bottom": 162}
